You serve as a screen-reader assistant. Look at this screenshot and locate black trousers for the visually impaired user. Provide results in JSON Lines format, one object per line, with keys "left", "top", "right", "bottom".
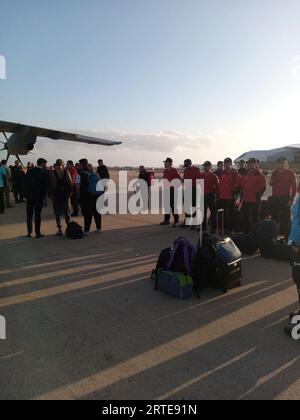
{"left": 0, "top": 187, "right": 5, "bottom": 213}
{"left": 218, "top": 199, "right": 235, "bottom": 231}
{"left": 270, "top": 195, "right": 291, "bottom": 237}
{"left": 242, "top": 202, "right": 259, "bottom": 233}
{"left": 203, "top": 193, "right": 217, "bottom": 230}
{"left": 80, "top": 196, "right": 102, "bottom": 232}
{"left": 70, "top": 187, "right": 79, "bottom": 215}
{"left": 164, "top": 187, "right": 179, "bottom": 223}
{"left": 292, "top": 250, "right": 300, "bottom": 305}
{"left": 26, "top": 196, "right": 44, "bottom": 235}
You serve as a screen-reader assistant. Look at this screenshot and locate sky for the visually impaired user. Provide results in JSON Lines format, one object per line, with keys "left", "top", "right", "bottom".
{"left": 1, "top": 0, "right": 300, "bottom": 167}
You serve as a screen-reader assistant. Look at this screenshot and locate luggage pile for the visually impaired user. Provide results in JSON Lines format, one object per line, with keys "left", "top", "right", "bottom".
{"left": 152, "top": 210, "right": 243, "bottom": 299}
{"left": 232, "top": 218, "right": 293, "bottom": 263}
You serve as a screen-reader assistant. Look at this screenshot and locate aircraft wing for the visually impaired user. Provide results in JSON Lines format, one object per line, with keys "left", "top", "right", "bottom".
{"left": 0, "top": 120, "right": 122, "bottom": 146}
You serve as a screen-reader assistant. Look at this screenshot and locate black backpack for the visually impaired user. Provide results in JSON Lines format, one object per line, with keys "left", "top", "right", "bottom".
{"left": 152, "top": 248, "right": 172, "bottom": 284}
{"left": 65, "top": 222, "right": 84, "bottom": 240}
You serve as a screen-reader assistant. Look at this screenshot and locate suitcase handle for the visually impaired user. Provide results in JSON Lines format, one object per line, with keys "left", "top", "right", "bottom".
{"left": 217, "top": 209, "right": 225, "bottom": 238}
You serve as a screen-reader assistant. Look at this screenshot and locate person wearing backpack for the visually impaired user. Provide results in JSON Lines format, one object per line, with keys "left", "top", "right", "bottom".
{"left": 75, "top": 159, "right": 103, "bottom": 235}
{"left": 24, "top": 158, "right": 49, "bottom": 238}
{"left": 48, "top": 159, "right": 73, "bottom": 236}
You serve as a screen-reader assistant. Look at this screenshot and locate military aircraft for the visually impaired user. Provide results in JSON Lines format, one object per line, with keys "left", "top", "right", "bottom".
{"left": 0, "top": 120, "right": 122, "bottom": 163}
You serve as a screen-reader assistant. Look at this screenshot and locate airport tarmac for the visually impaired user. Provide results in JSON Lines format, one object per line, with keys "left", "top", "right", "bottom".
{"left": 0, "top": 203, "right": 299, "bottom": 400}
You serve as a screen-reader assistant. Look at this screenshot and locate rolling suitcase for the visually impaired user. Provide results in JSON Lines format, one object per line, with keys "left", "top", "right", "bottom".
{"left": 209, "top": 210, "right": 242, "bottom": 293}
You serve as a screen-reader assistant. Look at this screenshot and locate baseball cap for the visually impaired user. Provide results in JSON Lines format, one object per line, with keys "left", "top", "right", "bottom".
{"left": 203, "top": 161, "right": 212, "bottom": 167}
{"left": 164, "top": 157, "right": 173, "bottom": 164}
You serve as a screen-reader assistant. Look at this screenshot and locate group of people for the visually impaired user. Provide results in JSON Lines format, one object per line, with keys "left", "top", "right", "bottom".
{"left": 158, "top": 156, "right": 297, "bottom": 238}
{"left": 0, "top": 158, "right": 110, "bottom": 237}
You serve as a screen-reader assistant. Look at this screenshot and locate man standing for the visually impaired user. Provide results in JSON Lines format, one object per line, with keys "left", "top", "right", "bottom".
{"left": 76, "top": 159, "right": 102, "bottom": 235}
{"left": 1, "top": 160, "right": 12, "bottom": 208}
{"left": 0, "top": 162, "right": 7, "bottom": 214}
{"left": 214, "top": 161, "right": 224, "bottom": 178}
{"left": 11, "top": 161, "right": 26, "bottom": 203}
{"left": 181, "top": 159, "right": 201, "bottom": 229}
{"left": 24, "top": 158, "right": 49, "bottom": 238}
{"left": 200, "top": 161, "right": 219, "bottom": 232}
{"left": 218, "top": 158, "right": 240, "bottom": 232}
{"left": 270, "top": 157, "right": 297, "bottom": 237}
{"left": 97, "top": 159, "right": 110, "bottom": 180}
{"left": 238, "top": 160, "right": 247, "bottom": 176}
{"left": 48, "top": 159, "right": 73, "bottom": 236}
{"left": 67, "top": 160, "right": 79, "bottom": 217}
{"left": 240, "top": 158, "right": 266, "bottom": 233}
{"left": 160, "top": 158, "right": 181, "bottom": 227}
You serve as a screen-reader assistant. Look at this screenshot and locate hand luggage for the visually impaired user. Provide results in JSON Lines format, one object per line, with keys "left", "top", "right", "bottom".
{"left": 208, "top": 209, "right": 242, "bottom": 293}
{"left": 232, "top": 218, "right": 278, "bottom": 255}
{"left": 260, "top": 238, "right": 293, "bottom": 262}
{"left": 155, "top": 270, "right": 193, "bottom": 299}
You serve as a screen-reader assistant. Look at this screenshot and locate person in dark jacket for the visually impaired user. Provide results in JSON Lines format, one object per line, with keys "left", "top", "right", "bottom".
{"left": 24, "top": 158, "right": 49, "bottom": 238}
{"left": 48, "top": 159, "right": 73, "bottom": 236}
{"left": 97, "top": 160, "right": 110, "bottom": 180}
{"left": 76, "top": 159, "right": 102, "bottom": 235}
{"left": 11, "top": 161, "right": 26, "bottom": 203}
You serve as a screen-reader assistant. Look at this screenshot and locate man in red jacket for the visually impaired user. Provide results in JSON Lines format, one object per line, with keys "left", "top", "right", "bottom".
{"left": 270, "top": 157, "right": 297, "bottom": 237}
{"left": 181, "top": 159, "right": 201, "bottom": 229}
{"left": 160, "top": 157, "right": 181, "bottom": 227}
{"left": 217, "top": 157, "right": 240, "bottom": 232}
{"left": 200, "top": 161, "right": 219, "bottom": 232}
{"left": 240, "top": 158, "right": 266, "bottom": 233}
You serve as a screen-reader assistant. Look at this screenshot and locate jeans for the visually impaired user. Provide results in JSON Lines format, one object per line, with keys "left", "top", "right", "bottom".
{"left": 53, "top": 196, "right": 71, "bottom": 229}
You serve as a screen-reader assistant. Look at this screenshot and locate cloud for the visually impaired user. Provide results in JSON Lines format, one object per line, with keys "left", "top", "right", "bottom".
{"left": 80, "top": 128, "right": 214, "bottom": 153}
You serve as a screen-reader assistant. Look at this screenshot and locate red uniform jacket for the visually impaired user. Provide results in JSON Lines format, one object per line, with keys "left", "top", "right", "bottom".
{"left": 240, "top": 170, "right": 266, "bottom": 203}
{"left": 163, "top": 167, "right": 181, "bottom": 183}
{"left": 183, "top": 166, "right": 201, "bottom": 187}
{"left": 200, "top": 171, "right": 219, "bottom": 195}
{"left": 271, "top": 169, "right": 297, "bottom": 201}
{"left": 218, "top": 169, "right": 240, "bottom": 200}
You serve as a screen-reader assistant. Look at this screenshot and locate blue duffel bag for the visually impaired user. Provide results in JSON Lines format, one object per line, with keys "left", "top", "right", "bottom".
{"left": 155, "top": 270, "right": 193, "bottom": 300}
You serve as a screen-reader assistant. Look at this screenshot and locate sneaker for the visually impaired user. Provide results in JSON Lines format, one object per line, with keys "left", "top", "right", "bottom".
{"left": 26, "top": 234, "right": 32, "bottom": 239}
{"left": 56, "top": 229, "right": 63, "bottom": 237}
{"left": 96, "top": 229, "right": 102, "bottom": 233}
{"left": 160, "top": 221, "right": 170, "bottom": 226}
{"left": 173, "top": 222, "right": 180, "bottom": 228}
{"left": 289, "top": 310, "right": 300, "bottom": 321}
{"left": 83, "top": 231, "right": 90, "bottom": 236}
{"left": 179, "top": 223, "right": 187, "bottom": 229}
